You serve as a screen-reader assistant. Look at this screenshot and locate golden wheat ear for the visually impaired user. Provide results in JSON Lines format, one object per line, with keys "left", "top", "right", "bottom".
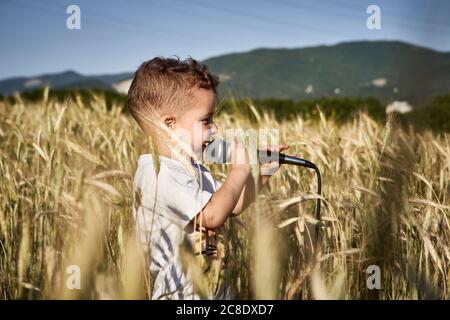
{"left": 1, "top": 90, "right": 448, "bottom": 300}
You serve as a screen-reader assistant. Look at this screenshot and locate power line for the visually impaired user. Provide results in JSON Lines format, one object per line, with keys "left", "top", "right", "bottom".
{"left": 131, "top": 0, "right": 314, "bottom": 41}
{"left": 48, "top": 0, "right": 236, "bottom": 48}
{"left": 169, "top": 0, "right": 348, "bottom": 37}
{"left": 5, "top": 0, "right": 233, "bottom": 50}
{"left": 268, "top": 0, "right": 450, "bottom": 35}
{"left": 327, "top": 0, "right": 450, "bottom": 33}
{"left": 330, "top": 0, "right": 450, "bottom": 29}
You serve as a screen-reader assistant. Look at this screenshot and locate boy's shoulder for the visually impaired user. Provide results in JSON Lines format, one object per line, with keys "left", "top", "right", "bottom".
{"left": 133, "top": 154, "right": 220, "bottom": 230}
{"left": 135, "top": 154, "right": 184, "bottom": 186}
{"left": 136, "top": 154, "right": 214, "bottom": 176}
{"left": 134, "top": 154, "right": 222, "bottom": 194}
{"left": 134, "top": 154, "right": 215, "bottom": 189}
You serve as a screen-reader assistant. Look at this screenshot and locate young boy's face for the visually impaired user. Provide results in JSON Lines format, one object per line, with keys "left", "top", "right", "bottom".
{"left": 172, "top": 88, "right": 217, "bottom": 156}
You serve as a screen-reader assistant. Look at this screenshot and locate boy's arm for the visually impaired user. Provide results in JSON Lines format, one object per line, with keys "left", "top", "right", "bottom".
{"left": 195, "top": 139, "right": 252, "bottom": 229}
{"left": 197, "top": 166, "right": 251, "bottom": 229}
{"left": 231, "top": 144, "right": 290, "bottom": 216}
{"left": 229, "top": 168, "right": 271, "bottom": 216}
{"left": 233, "top": 175, "right": 273, "bottom": 215}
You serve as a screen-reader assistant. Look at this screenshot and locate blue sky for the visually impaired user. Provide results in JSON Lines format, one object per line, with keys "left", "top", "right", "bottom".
{"left": 0, "top": 0, "right": 449, "bottom": 79}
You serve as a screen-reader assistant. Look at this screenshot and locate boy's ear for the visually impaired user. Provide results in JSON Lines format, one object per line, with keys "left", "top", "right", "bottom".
{"left": 162, "top": 115, "right": 176, "bottom": 129}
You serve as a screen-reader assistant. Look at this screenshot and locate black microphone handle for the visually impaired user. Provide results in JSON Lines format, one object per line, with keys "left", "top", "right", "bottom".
{"left": 258, "top": 150, "right": 317, "bottom": 169}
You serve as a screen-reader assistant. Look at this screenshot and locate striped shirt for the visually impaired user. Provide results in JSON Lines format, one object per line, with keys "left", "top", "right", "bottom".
{"left": 133, "top": 154, "right": 232, "bottom": 300}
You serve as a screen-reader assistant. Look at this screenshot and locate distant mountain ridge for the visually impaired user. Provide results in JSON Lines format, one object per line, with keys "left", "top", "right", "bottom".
{"left": 1, "top": 41, "right": 449, "bottom": 106}
{"left": 203, "top": 40, "right": 450, "bottom": 106}
{"left": 0, "top": 70, "right": 134, "bottom": 95}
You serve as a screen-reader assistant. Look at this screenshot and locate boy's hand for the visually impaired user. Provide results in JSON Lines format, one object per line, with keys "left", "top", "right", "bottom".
{"left": 200, "top": 136, "right": 252, "bottom": 228}
{"left": 230, "top": 137, "right": 251, "bottom": 173}
{"left": 260, "top": 144, "right": 291, "bottom": 176}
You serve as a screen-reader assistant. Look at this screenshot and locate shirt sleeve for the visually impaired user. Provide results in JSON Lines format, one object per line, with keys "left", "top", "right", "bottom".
{"left": 214, "top": 179, "right": 223, "bottom": 190}
{"left": 157, "top": 164, "right": 215, "bottom": 229}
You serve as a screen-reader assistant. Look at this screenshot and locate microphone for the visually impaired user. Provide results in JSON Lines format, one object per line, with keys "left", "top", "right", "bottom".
{"left": 203, "top": 138, "right": 322, "bottom": 244}
{"left": 203, "top": 138, "right": 316, "bottom": 169}
{"left": 262, "top": 151, "right": 317, "bottom": 169}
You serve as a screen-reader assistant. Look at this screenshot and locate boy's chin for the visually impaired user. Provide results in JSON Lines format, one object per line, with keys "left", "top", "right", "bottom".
{"left": 191, "top": 146, "right": 205, "bottom": 160}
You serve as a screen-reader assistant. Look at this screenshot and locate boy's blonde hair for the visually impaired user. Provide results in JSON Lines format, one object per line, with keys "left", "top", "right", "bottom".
{"left": 127, "top": 57, "right": 219, "bottom": 131}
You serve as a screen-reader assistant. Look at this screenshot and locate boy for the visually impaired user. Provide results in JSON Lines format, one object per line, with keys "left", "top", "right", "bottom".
{"left": 128, "top": 57, "right": 289, "bottom": 300}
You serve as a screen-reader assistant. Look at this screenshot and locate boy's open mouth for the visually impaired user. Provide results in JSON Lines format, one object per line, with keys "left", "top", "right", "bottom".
{"left": 202, "top": 140, "right": 213, "bottom": 147}
{"left": 201, "top": 140, "right": 214, "bottom": 151}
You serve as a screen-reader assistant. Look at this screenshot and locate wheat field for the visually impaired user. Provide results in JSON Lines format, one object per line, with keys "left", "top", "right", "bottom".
{"left": 0, "top": 90, "right": 449, "bottom": 299}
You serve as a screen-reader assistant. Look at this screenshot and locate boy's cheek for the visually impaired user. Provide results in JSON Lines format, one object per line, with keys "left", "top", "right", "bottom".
{"left": 203, "top": 130, "right": 213, "bottom": 142}
{"left": 202, "top": 128, "right": 212, "bottom": 143}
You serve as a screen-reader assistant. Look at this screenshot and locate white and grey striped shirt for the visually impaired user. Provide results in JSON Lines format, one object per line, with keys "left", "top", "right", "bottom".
{"left": 133, "top": 154, "right": 232, "bottom": 300}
